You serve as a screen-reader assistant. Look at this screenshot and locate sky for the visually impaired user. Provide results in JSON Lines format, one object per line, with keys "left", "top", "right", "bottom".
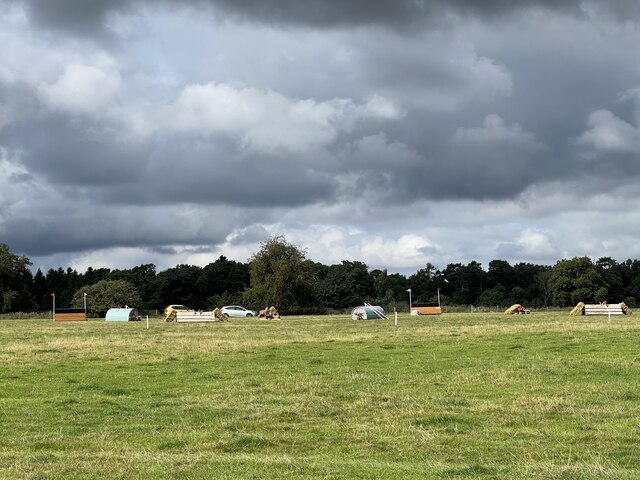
{"left": 1, "top": 0, "right": 640, "bottom": 275}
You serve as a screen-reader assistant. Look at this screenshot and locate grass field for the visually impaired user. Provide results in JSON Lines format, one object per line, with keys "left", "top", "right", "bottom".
{"left": 1, "top": 312, "right": 639, "bottom": 479}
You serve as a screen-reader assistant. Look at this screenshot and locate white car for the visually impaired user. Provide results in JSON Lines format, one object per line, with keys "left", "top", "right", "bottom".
{"left": 220, "top": 305, "right": 257, "bottom": 318}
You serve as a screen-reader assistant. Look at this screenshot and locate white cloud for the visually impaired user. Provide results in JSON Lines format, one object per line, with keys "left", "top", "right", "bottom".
{"left": 497, "top": 229, "right": 557, "bottom": 260}
{"left": 574, "top": 110, "right": 640, "bottom": 154}
{"left": 452, "top": 114, "right": 542, "bottom": 149}
{"left": 39, "top": 58, "right": 122, "bottom": 115}
{"left": 125, "top": 82, "right": 404, "bottom": 153}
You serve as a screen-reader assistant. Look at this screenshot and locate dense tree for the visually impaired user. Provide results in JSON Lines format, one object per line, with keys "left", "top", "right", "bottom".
{"left": 31, "top": 268, "right": 50, "bottom": 311}
{"left": 441, "top": 262, "right": 484, "bottom": 305}
{"left": 549, "top": 257, "right": 606, "bottom": 306}
{"left": 196, "top": 256, "right": 250, "bottom": 301}
{"left": 407, "top": 262, "right": 441, "bottom": 304}
{"left": 243, "top": 236, "right": 318, "bottom": 313}
{"left": 7, "top": 240, "right": 640, "bottom": 314}
{"left": 155, "top": 264, "right": 203, "bottom": 309}
{"left": 72, "top": 280, "right": 142, "bottom": 315}
{"left": 319, "top": 261, "right": 373, "bottom": 309}
{"left": 111, "top": 264, "right": 158, "bottom": 309}
{"left": 0, "top": 243, "right": 33, "bottom": 313}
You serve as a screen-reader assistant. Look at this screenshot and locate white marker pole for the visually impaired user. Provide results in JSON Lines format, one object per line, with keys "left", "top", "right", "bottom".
{"left": 146, "top": 315, "right": 149, "bottom": 330}
{"left": 394, "top": 310, "right": 398, "bottom": 327}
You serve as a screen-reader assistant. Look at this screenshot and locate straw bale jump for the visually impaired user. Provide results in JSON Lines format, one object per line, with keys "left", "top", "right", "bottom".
{"left": 570, "top": 302, "right": 631, "bottom": 316}
{"left": 258, "top": 306, "right": 281, "bottom": 320}
{"left": 176, "top": 310, "right": 223, "bottom": 323}
{"left": 505, "top": 304, "right": 529, "bottom": 315}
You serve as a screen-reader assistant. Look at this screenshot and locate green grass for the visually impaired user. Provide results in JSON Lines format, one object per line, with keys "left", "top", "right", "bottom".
{"left": 1, "top": 313, "right": 639, "bottom": 479}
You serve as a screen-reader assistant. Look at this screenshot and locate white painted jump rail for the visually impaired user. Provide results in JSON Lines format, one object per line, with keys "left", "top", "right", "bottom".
{"left": 583, "top": 304, "right": 624, "bottom": 316}
{"left": 176, "top": 311, "right": 219, "bottom": 323}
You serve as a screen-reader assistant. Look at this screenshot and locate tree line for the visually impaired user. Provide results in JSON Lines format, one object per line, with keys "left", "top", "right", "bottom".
{"left": 2, "top": 238, "right": 640, "bottom": 315}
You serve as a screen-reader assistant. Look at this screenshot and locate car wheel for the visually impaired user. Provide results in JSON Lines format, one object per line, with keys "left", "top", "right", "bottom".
{"left": 223, "top": 313, "right": 229, "bottom": 318}
{"left": 246, "top": 313, "right": 253, "bottom": 317}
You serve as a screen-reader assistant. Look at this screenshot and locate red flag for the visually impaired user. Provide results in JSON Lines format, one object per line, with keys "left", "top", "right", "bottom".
{"left": 50, "top": 293, "right": 55, "bottom": 296}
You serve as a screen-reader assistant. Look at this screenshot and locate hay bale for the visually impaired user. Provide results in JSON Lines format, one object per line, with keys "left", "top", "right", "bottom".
{"left": 569, "top": 302, "right": 585, "bottom": 316}
{"left": 164, "top": 310, "right": 177, "bottom": 323}
{"left": 620, "top": 302, "right": 632, "bottom": 315}
{"left": 505, "top": 304, "right": 522, "bottom": 315}
{"left": 259, "top": 306, "right": 281, "bottom": 320}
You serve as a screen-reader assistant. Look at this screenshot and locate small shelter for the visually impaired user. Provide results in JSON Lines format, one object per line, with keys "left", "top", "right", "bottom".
{"left": 351, "top": 305, "right": 387, "bottom": 320}
{"left": 105, "top": 308, "right": 140, "bottom": 321}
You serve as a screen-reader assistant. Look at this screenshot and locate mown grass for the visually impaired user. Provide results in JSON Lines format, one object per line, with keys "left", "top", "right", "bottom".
{"left": 1, "top": 313, "right": 639, "bottom": 479}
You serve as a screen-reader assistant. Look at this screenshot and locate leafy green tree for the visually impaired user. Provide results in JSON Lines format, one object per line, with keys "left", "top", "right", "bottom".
{"left": 486, "top": 260, "right": 514, "bottom": 290}
{"left": 536, "top": 269, "right": 552, "bottom": 307}
{"left": 477, "top": 285, "right": 507, "bottom": 307}
{"left": 110, "top": 264, "right": 158, "bottom": 309}
{"left": 549, "top": 257, "right": 607, "bottom": 306}
{"left": 407, "top": 262, "right": 441, "bottom": 303}
{"left": 441, "top": 262, "right": 485, "bottom": 305}
{"left": 0, "top": 243, "right": 33, "bottom": 313}
{"left": 196, "top": 256, "right": 250, "bottom": 302}
{"left": 31, "top": 268, "right": 50, "bottom": 311}
{"left": 72, "top": 280, "right": 142, "bottom": 315}
{"left": 243, "top": 236, "right": 318, "bottom": 313}
{"left": 319, "top": 261, "right": 373, "bottom": 309}
{"left": 154, "top": 264, "right": 203, "bottom": 309}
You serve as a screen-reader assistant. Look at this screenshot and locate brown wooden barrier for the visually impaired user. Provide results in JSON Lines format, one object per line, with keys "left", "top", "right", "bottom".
{"left": 55, "top": 312, "right": 87, "bottom": 322}
{"left": 411, "top": 306, "right": 442, "bottom": 315}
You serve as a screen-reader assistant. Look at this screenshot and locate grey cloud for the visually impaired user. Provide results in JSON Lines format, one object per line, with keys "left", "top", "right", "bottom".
{"left": 228, "top": 225, "right": 271, "bottom": 245}
{"left": 1, "top": 115, "right": 149, "bottom": 187}
{"left": 18, "top": 0, "right": 132, "bottom": 37}
{"left": 1, "top": 109, "right": 337, "bottom": 208}
{"left": 15, "top": 0, "right": 640, "bottom": 37}
{"left": 1, "top": 204, "right": 232, "bottom": 256}
{"left": 97, "top": 137, "right": 338, "bottom": 208}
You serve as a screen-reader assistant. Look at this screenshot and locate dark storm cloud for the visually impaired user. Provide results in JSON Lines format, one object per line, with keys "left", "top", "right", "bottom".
{"left": 1, "top": 111, "right": 336, "bottom": 208}
{"left": 16, "top": 0, "right": 640, "bottom": 36}
{"left": 1, "top": 206, "right": 231, "bottom": 256}
{"left": 1, "top": 115, "right": 149, "bottom": 187}
{"left": 93, "top": 136, "right": 338, "bottom": 208}
{"left": 18, "top": 0, "right": 132, "bottom": 37}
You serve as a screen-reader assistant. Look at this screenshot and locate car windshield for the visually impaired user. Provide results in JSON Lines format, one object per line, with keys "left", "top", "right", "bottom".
{"left": 173, "top": 305, "right": 189, "bottom": 310}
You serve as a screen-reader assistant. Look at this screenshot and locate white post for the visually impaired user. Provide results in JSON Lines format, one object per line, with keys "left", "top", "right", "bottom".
{"left": 407, "top": 289, "right": 412, "bottom": 314}
{"left": 394, "top": 310, "right": 398, "bottom": 327}
{"left": 146, "top": 315, "right": 149, "bottom": 330}
{"left": 608, "top": 311, "right": 611, "bottom": 322}
{"left": 437, "top": 288, "right": 441, "bottom": 308}
{"left": 51, "top": 293, "right": 55, "bottom": 321}
{"left": 83, "top": 292, "right": 87, "bottom": 315}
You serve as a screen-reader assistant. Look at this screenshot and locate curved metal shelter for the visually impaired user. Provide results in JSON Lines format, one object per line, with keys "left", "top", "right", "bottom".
{"left": 105, "top": 308, "right": 140, "bottom": 321}
{"left": 351, "top": 305, "right": 387, "bottom": 320}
